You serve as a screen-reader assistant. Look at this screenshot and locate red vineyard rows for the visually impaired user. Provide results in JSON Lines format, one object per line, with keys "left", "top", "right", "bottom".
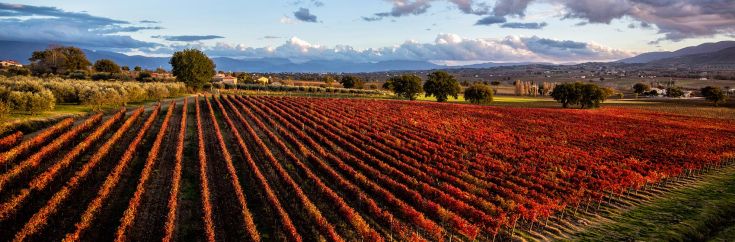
{"left": 0, "top": 95, "right": 732, "bottom": 241}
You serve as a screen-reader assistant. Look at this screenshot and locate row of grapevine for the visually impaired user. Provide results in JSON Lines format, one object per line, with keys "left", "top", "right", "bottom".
{"left": 0, "top": 113, "right": 103, "bottom": 193}
{"left": 162, "top": 97, "right": 187, "bottom": 242}
{"left": 12, "top": 107, "right": 145, "bottom": 241}
{"left": 0, "top": 132, "right": 22, "bottom": 151}
{"left": 63, "top": 104, "right": 161, "bottom": 241}
{"left": 237, "top": 96, "right": 444, "bottom": 240}
{"left": 194, "top": 96, "right": 216, "bottom": 242}
{"left": 114, "top": 101, "right": 175, "bottom": 241}
{"left": 229, "top": 96, "right": 421, "bottom": 240}
{"left": 214, "top": 96, "right": 342, "bottom": 241}
{"left": 202, "top": 97, "right": 259, "bottom": 241}
{"left": 0, "top": 108, "right": 126, "bottom": 221}
{"left": 221, "top": 95, "right": 384, "bottom": 241}
{"left": 201, "top": 96, "right": 301, "bottom": 242}
{"left": 0, "top": 118, "right": 73, "bottom": 166}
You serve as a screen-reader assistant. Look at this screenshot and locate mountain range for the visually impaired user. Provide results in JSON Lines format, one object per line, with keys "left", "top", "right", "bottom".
{"left": 619, "top": 41, "right": 735, "bottom": 63}
{"left": 0, "top": 40, "right": 538, "bottom": 73}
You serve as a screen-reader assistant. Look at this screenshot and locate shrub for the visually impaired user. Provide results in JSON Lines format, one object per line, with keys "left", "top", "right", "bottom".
{"left": 6, "top": 90, "right": 55, "bottom": 114}
{"left": 464, "top": 84, "right": 494, "bottom": 104}
{"left": 147, "top": 84, "right": 170, "bottom": 101}
{"left": 0, "top": 101, "right": 9, "bottom": 120}
{"left": 666, "top": 87, "right": 685, "bottom": 98}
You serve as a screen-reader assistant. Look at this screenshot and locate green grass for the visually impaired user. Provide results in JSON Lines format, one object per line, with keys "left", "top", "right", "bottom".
{"left": 573, "top": 165, "right": 735, "bottom": 241}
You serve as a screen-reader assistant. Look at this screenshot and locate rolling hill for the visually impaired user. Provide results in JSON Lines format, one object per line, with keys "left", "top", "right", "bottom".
{"left": 619, "top": 41, "right": 735, "bottom": 63}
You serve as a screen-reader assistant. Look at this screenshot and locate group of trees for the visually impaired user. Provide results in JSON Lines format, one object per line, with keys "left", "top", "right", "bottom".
{"left": 633, "top": 82, "right": 727, "bottom": 106}
{"left": 0, "top": 76, "right": 185, "bottom": 116}
{"left": 381, "top": 71, "right": 493, "bottom": 104}
{"left": 13, "top": 45, "right": 173, "bottom": 82}
{"left": 514, "top": 81, "right": 556, "bottom": 97}
{"left": 550, "top": 82, "right": 610, "bottom": 109}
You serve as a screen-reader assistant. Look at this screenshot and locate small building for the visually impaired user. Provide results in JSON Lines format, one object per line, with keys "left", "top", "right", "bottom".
{"left": 256, "top": 77, "right": 270, "bottom": 85}
{"left": 0, "top": 60, "right": 23, "bottom": 68}
{"left": 213, "top": 73, "right": 238, "bottom": 85}
{"left": 647, "top": 87, "right": 667, "bottom": 97}
{"left": 151, "top": 72, "right": 174, "bottom": 79}
{"left": 682, "top": 91, "right": 693, "bottom": 98}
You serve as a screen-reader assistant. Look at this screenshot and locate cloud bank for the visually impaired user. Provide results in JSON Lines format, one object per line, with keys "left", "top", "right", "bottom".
{"left": 0, "top": 3, "right": 161, "bottom": 48}
{"left": 369, "top": 0, "right": 735, "bottom": 41}
{"left": 146, "top": 34, "right": 633, "bottom": 63}
{"left": 153, "top": 35, "right": 224, "bottom": 42}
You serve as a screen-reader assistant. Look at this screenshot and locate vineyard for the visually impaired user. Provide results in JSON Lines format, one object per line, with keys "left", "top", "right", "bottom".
{"left": 0, "top": 95, "right": 733, "bottom": 241}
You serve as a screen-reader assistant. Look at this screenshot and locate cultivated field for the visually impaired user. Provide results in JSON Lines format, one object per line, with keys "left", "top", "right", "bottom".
{"left": 0, "top": 95, "right": 733, "bottom": 241}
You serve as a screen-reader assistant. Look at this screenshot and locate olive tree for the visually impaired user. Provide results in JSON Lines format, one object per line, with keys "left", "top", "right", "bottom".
{"left": 552, "top": 82, "right": 607, "bottom": 109}
{"left": 633, "top": 83, "right": 651, "bottom": 95}
{"left": 93, "top": 59, "right": 122, "bottom": 73}
{"left": 170, "top": 49, "right": 215, "bottom": 91}
{"left": 464, "top": 84, "right": 494, "bottom": 104}
{"left": 423, "top": 71, "right": 460, "bottom": 102}
{"left": 384, "top": 74, "right": 423, "bottom": 100}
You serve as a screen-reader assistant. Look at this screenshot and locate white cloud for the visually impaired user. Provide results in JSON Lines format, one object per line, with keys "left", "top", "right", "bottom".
{"left": 143, "top": 34, "right": 634, "bottom": 63}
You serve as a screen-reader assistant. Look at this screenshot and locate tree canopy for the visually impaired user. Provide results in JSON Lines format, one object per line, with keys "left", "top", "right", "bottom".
{"left": 29, "top": 46, "right": 91, "bottom": 75}
{"left": 632, "top": 83, "right": 651, "bottom": 94}
{"left": 423, "top": 71, "right": 460, "bottom": 102}
{"left": 93, "top": 59, "right": 121, "bottom": 73}
{"left": 666, "top": 86, "right": 685, "bottom": 98}
{"left": 464, "top": 84, "right": 494, "bottom": 104}
{"left": 384, "top": 74, "right": 423, "bottom": 100}
{"left": 551, "top": 82, "right": 607, "bottom": 108}
{"left": 340, "top": 75, "right": 363, "bottom": 89}
{"left": 170, "top": 49, "right": 216, "bottom": 91}
{"left": 701, "top": 86, "right": 727, "bottom": 106}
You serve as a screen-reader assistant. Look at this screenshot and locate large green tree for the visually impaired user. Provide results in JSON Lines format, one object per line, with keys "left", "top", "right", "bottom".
{"left": 551, "top": 83, "right": 581, "bottom": 108}
{"left": 552, "top": 82, "right": 607, "bottom": 109}
{"left": 384, "top": 74, "right": 423, "bottom": 100}
{"left": 579, "top": 83, "right": 607, "bottom": 108}
{"left": 170, "top": 49, "right": 215, "bottom": 90}
{"left": 701, "top": 86, "right": 727, "bottom": 106}
{"left": 423, "top": 71, "right": 460, "bottom": 102}
{"left": 666, "top": 86, "right": 685, "bottom": 98}
{"left": 464, "top": 83, "right": 494, "bottom": 104}
{"left": 632, "top": 83, "right": 651, "bottom": 95}
{"left": 29, "top": 46, "right": 91, "bottom": 75}
{"left": 93, "top": 59, "right": 121, "bottom": 73}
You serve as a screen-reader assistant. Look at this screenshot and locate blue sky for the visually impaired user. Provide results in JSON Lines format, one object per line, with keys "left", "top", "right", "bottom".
{"left": 2, "top": 0, "right": 734, "bottom": 64}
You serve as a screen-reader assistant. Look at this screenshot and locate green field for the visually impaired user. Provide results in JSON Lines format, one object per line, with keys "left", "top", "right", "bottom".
{"left": 574, "top": 165, "right": 735, "bottom": 241}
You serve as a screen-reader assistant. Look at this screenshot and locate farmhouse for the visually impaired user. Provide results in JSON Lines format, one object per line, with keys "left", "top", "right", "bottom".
{"left": 213, "top": 73, "right": 238, "bottom": 85}
{"left": 0, "top": 60, "right": 23, "bottom": 68}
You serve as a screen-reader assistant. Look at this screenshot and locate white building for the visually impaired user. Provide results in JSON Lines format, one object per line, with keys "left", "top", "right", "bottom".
{"left": 0, "top": 60, "right": 22, "bottom": 68}
{"left": 213, "top": 73, "right": 237, "bottom": 85}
